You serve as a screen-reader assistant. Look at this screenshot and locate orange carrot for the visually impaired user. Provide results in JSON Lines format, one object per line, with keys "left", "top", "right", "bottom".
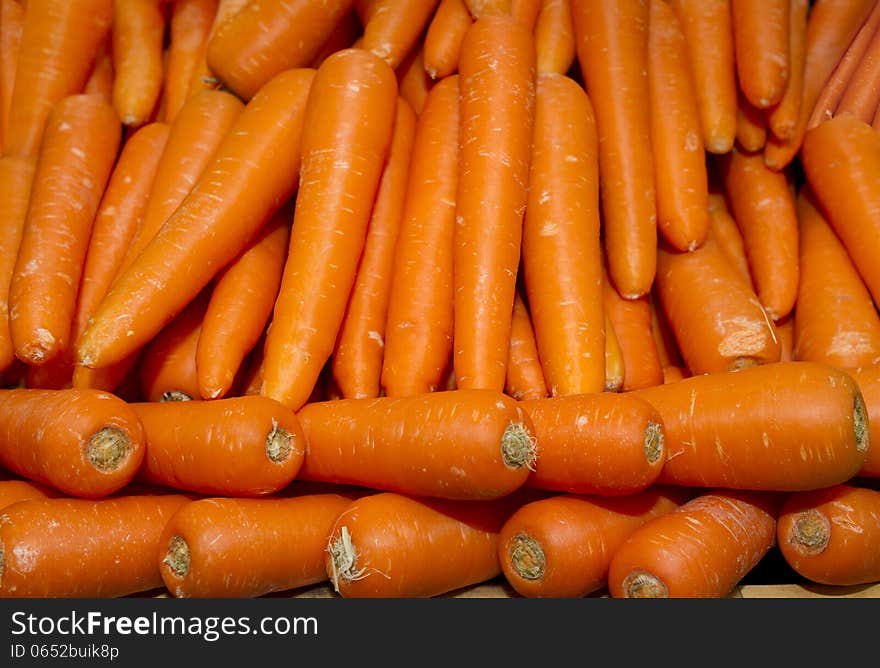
{"left": 332, "top": 98, "right": 417, "bottom": 400}
{"left": 381, "top": 76, "right": 458, "bottom": 397}
{"left": 707, "top": 195, "right": 754, "bottom": 288}
{"left": 112, "top": 0, "right": 168, "bottom": 127}
{"left": 309, "top": 10, "right": 363, "bottom": 69}
{"left": 454, "top": 16, "right": 536, "bottom": 390}
{"left": 534, "top": 0, "right": 574, "bottom": 76}
{"left": 0, "top": 388, "right": 146, "bottom": 498}
{"left": 767, "top": 0, "right": 809, "bottom": 140}
{"left": 0, "top": 0, "right": 25, "bottom": 151}
{"left": 504, "top": 291, "right": 548, "bottom": 401}
{"left": 510, "top": 0, "right": 540, "bottom": 30}
{"left": 0, "top": 479, "right": 56, "bottom": 510}
{"left": 662, "top": 366, "right": 689, "bottom": 383}
{"left": 736, "top": 89, "right": 768, "bottom": 152}
{"left": 132, "top": 395, "right": 305, "bottom": 496}
{"left": 163, "top": 0, "right": 218, "bottom": 123}
{"left": 838, "top": 22, "right": 880, "bottom": 124}
{"left": 732, "top": 0, "right": 791, "bottom": 109}
{"left": 396, "top": 43, "right": 432, "bottom": 115}
{"left": 186, "top": 0, "right": 249, "bottom": 95}
{"left": 848, "top": 365, "right": 880, "bottom": 477}
{"left": 463, "top": 0, "right": 510, "bottom": 17}
{"left": 8, "top": 95, "right": 120, "bottom": 366}
{"left": 359, "top": 0, "right": 440, "bottom": 69}
{"left": 632, "top": 361, "right": 870, "bottom": 491}
{"left": 776, "top": 314, "right": 794, "bottom": 362}
{"left": 83, "top": 39, "right": 114, "bottom": 105}
{"left": 649, "top": 292, "right": 683, "bottom": 370}
{"left": 572, "top": 0, "right": 656, "bottom": 299}
{"left": 297, "top": 390, "right": 537, "bottom": 500}
{"left": 608, "top": 490, "right": 779, "bottom": 597}
{"left": 75, "top": 68, "right": 316, "bottom": 370}
{"left": 603, "top": 313, "right": 625, "bottom": 393}
{"left": 424, "top": 0, "right": 472, "bottom": 79}
{"left": 603, "top": 278, "right": 664, "bottom": 392}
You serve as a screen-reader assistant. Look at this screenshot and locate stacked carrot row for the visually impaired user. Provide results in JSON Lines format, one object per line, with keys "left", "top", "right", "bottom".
{"left": 1, "top": 0, "right": 880, "bottom": 599}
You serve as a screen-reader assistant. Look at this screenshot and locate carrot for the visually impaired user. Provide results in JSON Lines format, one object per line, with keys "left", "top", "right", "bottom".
{"left": 707, "top": 195, "right": 754, "bottom": 288}
{"left": 534, "top": 0, "right": 574, "bottom": 76}
{"left": 649, "top": 292, "right": 683, "bottom": 370}
{"left": 454, "top": 16, "right": 536, "bottom": 390}
{"left": 83, "top": 39, "right": 114, "bottom": 105}
{"left": 0, "top": 0, "right": 25, "bottom": 151}
{"left": 849, "top": 365, "right": 880, "bottom": 477}
{"left": 76, "top": 69, "right": 316, "bottom": 371}
{"left": 522, "top": 72, "right": 603, "bottom": 396}
{"left": 132, "top": 395, "right": 305, "bottom": 496}
{"left": 424, "top": 0, "right": 472, "bottom": 79}
{"left": 0, "top": 479, "right": 56, "bottom": 511}
{"left": 297, "top": 390, "right": 537, "bottom": 500}
{"left": 8, "top": 95, "right": 120, "bottom": 367}
{"left": 776, "top": 314, "right": 794, "bottom": 362}
{"left": 654, "top": 236, "right": 781, "bottom": 376}
{"left": 499, "top": 488, "right": 685, "bottom": 598}
{"left": 159, "top": 493, "right": 354, "bottom": 598}
{"left": 632, "top": 361, "right": 870, "bottom": 491}
{"left": 0, "top": 157, "right": 35, "bottom": 374}
{"left": 667, "top": 0, "right": 736, "bottom": 154}
{"left": 608, "top": 490, "right": 779, "bottom": 598}
{"left": 331, "top": 98, "right": 417, "bottom": 400}
{"left": 736, "top": 90, "right": 768, "bottom": 152}
{"left": 504, "top": 291, "right": 548, "bottom": 401}
{"left": 732, "top": 0, "right": 790, "bottom": 109}
{"left": 261, "top": 51, "right": 397, "bottom": 411}
{"left": 520, "top": 393, "right": 666, "bottom": 496}
{"left": 767, "top": 0, "right": 809, "bottom": 141}
{"left": 603, "top": 278, "right": 663, "bottom": 392}
{"left": 720, "top": 147, "right": 799, "bottom": 321}
{"left": 603, "top": 313, "right": 625, "bottom": 393}
{"left": 381, "top": 77, "right": 459, "bottom": 398}
{"left": 396, "top": 44, "right": 432, "bottom": 116}
{"left": 778, "top": 484, "right": 880, "bottom": 586}
{"left": 838, "top": 23, "right": 880, "bottom": 125}
{"left": 309, "top": 10, "right": 363, "bottom": 69}
{"left": 801, "top": 113, "right": 880, "bottom": 307}
{"left": 112, "top": 0, "right": 168, "bottom": 127}
{"left": 206, "top": 0, "right": 355, "bottom": 100}
{"left": 163, "top": 0, "right": 218, "bottom": 123}
{"left": 572, "top": 0, "right": 656, "bottom": 299}
{"left": 359, "top": 0, "right": 440, "bottom": 69}
{"left": 0, "top": 493, "right": 191, "bottom": 597}
{"left": 510, "top": 0, "right": 540, "bottom": 30}
{"left": 765, "top": 0, "right": 877, "bottom": 170}
{"left": 463, "top": 0, "right": 510, "bottom": 17}
{"left": 0, "top": 388, "right": 145, "bottom": 498}
{"left": 648, "top": 0, "right": 709, "bottom": 253}
{"left": 4, "top": 0, "right": 113, "bottom": 158}
{"left": 185, "top": 0, "right": 248, "bottom": 95}
{"left": 662, "top": 366, "right": 689, "bottom": 383}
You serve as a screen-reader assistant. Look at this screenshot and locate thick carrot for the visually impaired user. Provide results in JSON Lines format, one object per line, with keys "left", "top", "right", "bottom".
{"left": 8, "top": 95, "right": 120, "bottom": 366}
{"left": 707, "top": 195, "right": 754, "bottom": 288}
{"left": 163, "top": 0, "right": 218, "bottom": 123}
{"left": 603, "top": 313, "right": 625, "bottom": 393}
{"left": 521, "top": 393, "right": 666, "bottom": 496}
{"left": 603, "top": 278, "right": 663, "bottom": 392}
{"left": 396, "top": 43, "right": 432, "bottom": 115}
{"left": 732, "top": 0, "right": 790, "bottom": 109}
{"left": 632, "top": 361, "right": 870, "bottom": 491}
{"left": 523, "top": 72, "right": 603, "bottom": 396}
{"left": 381, "top": 76, "right": 459, "bottom": 397}
{"left": 185, "top": 0, "right": 248, "bottom": 95}
{"left": 197, "top": 207, "right": 291, "bottom": 400}
{"left": 309, "top": 9, "right": 363, "bottom": 69}
{"left": 849, "top": 365, "right": 880, "bottom": 477}
{"left": 801, "top": 113, "right": 880, "bottom": 307}
{"left": 159, "top": 493, "right": 354, "bottom": 598}
{"left": 778, "top": 485, "right": 880, "bottom": 586}
{"left": 111, "top": 0, "right": 167, "bottom": 127}
{"left": 331, "top": 98, "right": 417, "bottom": 400}
{"left": 0, "top": 157, "right": 35, "bottom": 374}
{"left": 0, "top": 479, "right": 56, "bottom": 511}
{"left": 0, "top": 0, "right": 25, "bottom": 150}
{"left": 667, "top": 0, "right": 736, "bottom": 154}
{"left": 0, "top": 493, "right": 191, "bottom": 597}
{"left": 498, "top": 488, "right": 685, "bottom": 598}
{"left": 424, "top": 0, "right": 472, "bottom": 79}
{"left": 534, "top": 0, "right": 574, "bottom": 76}
{"left": 720, "top": 147, "right": 799, "bottom": 321}
{"left": 75, "top": 69, "right": 316, "bottom": 370}
{"left": 736, "top": 90, "right": 768, "bottom": 152}
{"left": 505, "top": 291, "right": 548, "bottom": 401}
{"left": 4, "top": 0, "right": 113, "bottom": 158}
{"left": 654, "top": 236, "right": 781, "bottom": 375}
{"left": 572, "top": 0, "right": 656, "bottom": 299}
{"left": 359, "top": 0, "right": 440, "bottom": 69}
{"left": 767, "top": 0, "right": 809, "bottom": 141}
{"left": 298, "top": 390, "right": 537, "bottom": 500}
{"left": 132, "top": 395, "right": 305, "bottom": 496}
{"left": 0, "top": 388, "right": 145, "bottom": 498}
{"left": 648, "top": 0, "right": 709, "bottom": 252}
{"left": 608, "top": 490, "right": 779, "bottom": 598}
{"left": 205, "top": 0, "right": 355, "bottom": 100}
{"left": 83, "top": 39, "right": 114, "bottom": 105}
{"left": 455, "top": 16, "right": 536, "bottom": 390}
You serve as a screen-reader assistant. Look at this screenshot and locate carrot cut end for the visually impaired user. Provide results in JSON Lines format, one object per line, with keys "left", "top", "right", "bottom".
{"left": 160, "top": 391, "right": 193, "bottom": 402}
{"left": 855, "top": 393, "right": 870, "bottom": 455}
{"left": 621, "top": 570, "right": 668, "bottom": 598}
{"left": 163, "top": 535, "right": 191, "bottom": 579}
{"left": 789, "top": 510, "right": 830, "bottom": 556}
{"left": 328, "top": 526, "right": 367, "bottom": 593}
{"left": 645, "top": 421, "right": 665, "bottom": 466}
{"left": 86, "top": 427, "right": 133, "bottom": 473}
{"left": 265, "top": 421, "right": 296, "bottom": 464}
{"left": 501, "top": 422, "right": 537, "bottom": 471}
{"left": 509, "top": 533, "right": 545, "bottom": 581}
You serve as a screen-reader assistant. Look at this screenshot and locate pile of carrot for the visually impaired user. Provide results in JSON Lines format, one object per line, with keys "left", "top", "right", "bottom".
{"left": 2, "top": 0, "right": 880, "bottom": 600}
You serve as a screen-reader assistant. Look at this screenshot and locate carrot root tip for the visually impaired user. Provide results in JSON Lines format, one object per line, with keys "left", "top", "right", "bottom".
{"left": 266, "top": 420, "right": 295, "bottom": 464}
{"left": 854, "top": 393, "right": 870, "bottom": 455}
{"left": 509, "top": 533, "right": 545, "bottom": 582}
{"left": 160, "top": 391, "right": 193, "bottom": 402}
{"left": 163, "top": 535, "right": 191, "bottom": 579}
{"left": 728, "top": 357, "right": 760, "bottom": 372}
{"left": 327, "top": 526, "right": 367, "bottom": 593}
{"left": 86, "top": 426, "right": 133, "bottom": 473}
{"left": 621, "top": 570, "right": 668, "bottom": 598}
{"left": 644, "top": 421, "right": 664, "bottom": 466}
{"left": 789, "top": 509, "right": 830, "bottom": 556}
{"left": 18, "top": 329, "right": 57, "bottom": 365}
{"left": 501, "top": 422, "right": 537, "bottom": 471}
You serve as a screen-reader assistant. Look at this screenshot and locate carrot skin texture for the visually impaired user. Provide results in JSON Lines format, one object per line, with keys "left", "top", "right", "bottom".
{"left": 603, "top": 282, "right": 664, "bottom": 392}
{"left": 0, "top": 0, "right": 25, "bottom": 150}
{"left": 0, "top": 494, "right": 191, "bottom": 597}
{"left": 359, "top": 0, "right": 440, "bottom": 69}
{"left": 603, "top": 312, "right": 625, "bottom": 393}
{"left": 0, "top": 480, "right": 57, "bottom": 511}
{"left": 163, "top": 0, "right": 219, "bottom": 123}
{"left": 297, "top": 390, "right": 537, "bottom": 500}
{"left": 736, "top": 90, "right": 768, "bottom": 152}
{"left": 112, "top": 0, "right": 167, "bottom": 127}
{"left": 424, "top": 0, "right": 472, "bottom": 79}
{"left": 534, "top": 0, "right": 575, "bottom": 76}
{"left": 159, "top": 493, "right": 354, "bottom": 598}
{"left": 0, "top": 388, "right": 146, "bottom": 498}
{"left": 767, "top": 0, "right": 808, "bottom": 140}
{"left": 732, "top": 0, "right": 790, "bottom": 109}
{"left": 76, "top": 69, "right": 316, "bottom": 370}
{"left": 708, "top": 196, "right": 754, "bottom": 288}
{"left": 523, "top": 73, "right": 603, "bottom": 397}
{"left": 504, "top": 292, "right": 549, "bottom": 401}
{"left": 849, "top": 365, "right": 880, "bottom": 477}
{"left": 632, "top": 362, "right": 870, "bottom": 491}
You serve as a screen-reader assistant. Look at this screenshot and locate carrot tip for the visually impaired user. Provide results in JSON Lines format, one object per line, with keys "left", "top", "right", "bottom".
{"left": 328, "top": 526, "right": 367, "bottom": 592}
{"left": 18, "top": 329, "right": 57, "bottom": 365}
{"left": 645, "top": 421, "right": 664, "bottom": 465}
{"left": 707, "top": 137, "right": 734, "bottom": 155}
{"left": 509, "top": 533, "right": 546, "bottom": 581}
{"left": 501, "top": 422, "right": 537, "bottom": 471}
{"left": 789, "top": 509, "right": 830, "bottom": 556}
{"left": 86, "top": 426, "right": 133, "bottom": 473}
{"left": 161, "top": 391, "right": 193, "bottom": 402}
{"left": 727, "top": 357, "right": 760, "bottom": 372}
{"left": 266, "top": 420, "right": 296, "bottom": 464}
{"left": 621, "top": 569, "right": 669, "bottom": 598}
{"left": 163, "top": 535, "right": 191, "bottom": 579}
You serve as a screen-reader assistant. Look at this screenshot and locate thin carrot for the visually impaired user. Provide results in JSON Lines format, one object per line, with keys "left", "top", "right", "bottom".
{"left": 206, "top": 0, "right": 355, "bottom": 100}
{"left": 521, "top": 393, "right": 666, "bottom": 496}
{"left": 632, "top": 361, "right": 870, "bottom": 491}
{"left": 849, "top": 365, "right": 880, "bottom": 477}
{"left": 767, "top": 0, "right": 809, "bottom": 141}
{"left": 4, "top": 0, "right": 113, "bottom": 158}
{"left": 396, "top": 43, "right": 432, "bottom": 116}
{"left": 359, "top": 0, "right": 440, "bottom": 69}
{"left": 707, "top": 195, "right": 754, "bottom": 288}
{"left": 522, "top": 72, "right": 603, "bottom": 396}
{"left": 83, "top": 39, "right": 115, "bottom": 105}
{"left": 186, "top": 0, "right": 248, "bottom": 95}
{"left": 603, "top": 313, "right": 625, "bottom": 393}
{"left": 498, "top": 488, "right": 686, "bottom": 598}
{"left": 0, "top": 493, "right": 192, "bottom": 597}
{"left": 0, "top": 0, "right": 25, "bottom": 151}
{"left": 649, "top": 292, "right": 683, "bottom": 370}
{"left": 163, "top": 0, "right": 218, "bottom": 123}
{"left": 838, "top": 24, "right": 880, "bottom": 124}
{"left": 309, "top": 9, "right": 363, "bottom": 68}
{"left": 381, "top": 76, "right": 458, "bottom": 397}
{"left": 112, "top": 0, "right": 168, "bottom": 127}
{"left": 603, "top": 276, "right": 663, "bottom": 392}
{"left": 424, "top": 0, "right": 472, "bottom": 79}
{"left": 777, "top": 314, "right": 794, "bottom": 362}
{"left": 608, "top": 490, "right": 779, "bottom": 598}
{"left": 75, "top": 68, "right": 316, "bottom": 370}
{"left": 736, "top": 89, "right": 768, "bottom": 152}
{"left": 332, "top": 98, "right": 416, "bottom": 400}
{"left": 8, "top": 94, "right": 120, "bottom": 367}
{"left": 0, "top": 388, "right": 146, "bottom": 498}
{"left": 297, "top": 390, "right": 537, "bottom": 500}
{"left": 732, "top": 0, "right": 790, "bottom": 109}
{"left": 504, "top": 291, "right": 549, "bottom": 401}
{"left": 572, "top": 0, "right": 656, "bottom": 299}
{"left": 534, "top": 0, "right": 574, "bottom": 76}
{"left": 0, "top": 479, "right": 56, "bottom": 510}
{"left": 159, "top": 493, "right": 354, "bottom": 598}
{"left": 663, "top": 366, "right": 689, "bottom": 383}
{"left": 132, "top": 395, "right": 305, "bottom": 496}
{"left": 454, "top": 16, "right": 536, "bottom": 390}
